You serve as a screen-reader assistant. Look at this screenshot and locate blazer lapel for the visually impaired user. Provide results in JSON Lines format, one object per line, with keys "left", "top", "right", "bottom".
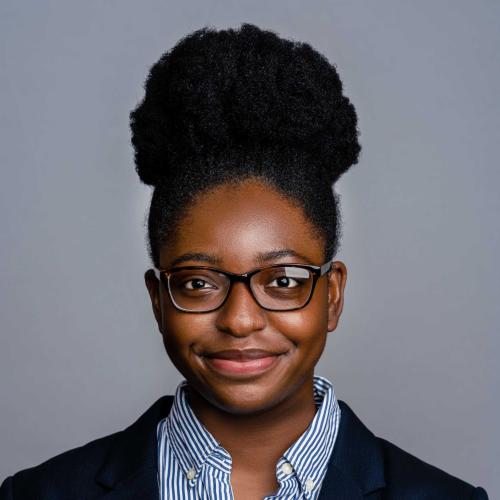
{"left": 98, "top": 466, "right": 159, "bottom": 500}
{"left": 95, "top": 396, "right": 174, "bottom": 500}
{"left": 318, "top": 400, "right": 386, "bottom": 499}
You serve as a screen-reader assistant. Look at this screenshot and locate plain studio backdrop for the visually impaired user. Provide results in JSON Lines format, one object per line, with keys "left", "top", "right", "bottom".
{"left": 1, "top": 0, "right": 499, "bottom": 496}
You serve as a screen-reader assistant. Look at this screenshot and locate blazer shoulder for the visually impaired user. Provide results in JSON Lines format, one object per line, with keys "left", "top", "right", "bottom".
{"left": 1, "top": 429, "right": 122, "bottom": 500}
{"left": 1, "top": 395, "right": 174, "bottom": 500}
{"left": 377, "top": 437, "right": 489, "bottom": 499}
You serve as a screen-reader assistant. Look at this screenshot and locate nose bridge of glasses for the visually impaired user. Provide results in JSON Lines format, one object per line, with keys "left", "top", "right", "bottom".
{"left": 225, "top": 272, "right": 257, "bottom": 301}
{"left": 211, "top": 277, "right": 262, "bottom": 315}
{"left": 228, "top": 272, "right": 252, "bottom": 284}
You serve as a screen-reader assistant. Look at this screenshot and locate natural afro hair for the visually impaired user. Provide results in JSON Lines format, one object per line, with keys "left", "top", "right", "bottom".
{"left": 130, "top": 23, "right": 361, "bottom": 267}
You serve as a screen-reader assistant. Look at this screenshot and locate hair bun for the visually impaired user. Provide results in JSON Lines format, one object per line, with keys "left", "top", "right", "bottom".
{"left": 130, "top": 23, "right": 361, "bottom": 186}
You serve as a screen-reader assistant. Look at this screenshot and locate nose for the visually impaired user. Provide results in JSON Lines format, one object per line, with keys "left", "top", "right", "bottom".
{"left": 214, "top": 281, "right": 267, "bottom": 337}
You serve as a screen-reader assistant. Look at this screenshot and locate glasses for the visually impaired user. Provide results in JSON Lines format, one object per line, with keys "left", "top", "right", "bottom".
{"left": 153, "top": 261, "right": 332, "bottom": 313}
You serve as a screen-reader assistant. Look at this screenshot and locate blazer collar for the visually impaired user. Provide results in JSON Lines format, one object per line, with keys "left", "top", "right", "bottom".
{"left": 318, "top": 400, "right": 386, "bottom": 499}
{"left": 95, "top": 397, "right": 385, "bottom": 499}
{"left": 95, "top": 396, "right": 173, "bottom": 499}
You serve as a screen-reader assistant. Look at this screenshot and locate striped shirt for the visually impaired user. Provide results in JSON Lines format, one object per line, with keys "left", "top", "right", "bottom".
{"left": 157, "top": 375, "right": 341, "bottom": 499}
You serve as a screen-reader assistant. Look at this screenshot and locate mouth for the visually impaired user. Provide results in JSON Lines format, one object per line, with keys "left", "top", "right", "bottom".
{"left": 201, "top": 349, "right": 285, "bottom": 378}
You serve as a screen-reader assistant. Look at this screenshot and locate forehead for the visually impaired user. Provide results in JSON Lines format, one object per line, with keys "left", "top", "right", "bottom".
{"left": 159, "top": 179, "right": 325, "bottom": 270}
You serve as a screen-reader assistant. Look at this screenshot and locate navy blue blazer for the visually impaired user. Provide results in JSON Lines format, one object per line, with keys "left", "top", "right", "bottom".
{"left": 0, "top": 397, "right": 488, "bottom": 499}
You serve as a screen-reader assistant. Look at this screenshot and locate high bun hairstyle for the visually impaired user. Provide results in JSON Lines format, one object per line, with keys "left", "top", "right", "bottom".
{"left": 130, "top": 23, "right": 361, "bottom": 267}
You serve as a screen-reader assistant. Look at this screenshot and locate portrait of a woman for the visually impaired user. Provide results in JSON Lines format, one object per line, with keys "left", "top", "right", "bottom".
{"left": 0, "top": 21, "right": 491, "bottom": 500}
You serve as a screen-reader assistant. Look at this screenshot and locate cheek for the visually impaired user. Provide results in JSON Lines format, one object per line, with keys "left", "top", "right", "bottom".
{"left": 274, "top": 286, "right": 329, "bottom": 369}
{"left": 273, "top": 282, "right": 329, "bottom": 337}
{"left": 160, "top": 307, "right": 212, "bottom": 365}
{"left": 271, "top": 297, "right": 329, "bottom": 358}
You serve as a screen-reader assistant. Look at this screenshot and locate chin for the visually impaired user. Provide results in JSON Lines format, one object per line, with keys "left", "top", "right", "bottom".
{"left": 202, "top": 382, "right": 290, "bottom": 415}
{"left": 210, "top": 397, "right": 277, "bottom": 416}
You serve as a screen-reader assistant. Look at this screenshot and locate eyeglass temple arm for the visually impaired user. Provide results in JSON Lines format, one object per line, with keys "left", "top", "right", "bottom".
{"left": 320, "top": 260, "right": 333, "bottom": 275}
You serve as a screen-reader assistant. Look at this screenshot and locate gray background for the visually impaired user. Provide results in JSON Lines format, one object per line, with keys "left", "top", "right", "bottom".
{"left": 1, "top": 0, "right": 498, "bottom": 496}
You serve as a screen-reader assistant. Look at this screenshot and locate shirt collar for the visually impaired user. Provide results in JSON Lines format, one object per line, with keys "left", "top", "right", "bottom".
{"left": 281, "top": 375, "right": 341, "bottom": 496}
{"left": 162, "top": 380, "right": 231, "bottom": 480}
{"left": 159, "top": 375, "right": 341, "bottom": 493}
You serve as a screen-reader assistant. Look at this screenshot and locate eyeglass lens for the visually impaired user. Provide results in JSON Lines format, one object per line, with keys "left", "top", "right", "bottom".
{"left": 167, "top": 266, "right": 314, "bottom": 311}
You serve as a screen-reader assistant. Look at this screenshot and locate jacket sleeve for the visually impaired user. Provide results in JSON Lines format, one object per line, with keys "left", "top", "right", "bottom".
{"left": 0, "top": 476, "right": 14, "bottom": 500}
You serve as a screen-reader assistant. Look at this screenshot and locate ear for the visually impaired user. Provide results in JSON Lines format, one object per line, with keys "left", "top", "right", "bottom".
{"left": 144, "top": 269, "right": 164, "bottom": 334}
{"left": 326, "top": 261, "right": 347, "bottom": 332}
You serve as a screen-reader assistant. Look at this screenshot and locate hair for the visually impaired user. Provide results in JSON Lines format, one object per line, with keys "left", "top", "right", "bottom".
{"left": 130, "top": 23, "right": 361, "bottom": 267}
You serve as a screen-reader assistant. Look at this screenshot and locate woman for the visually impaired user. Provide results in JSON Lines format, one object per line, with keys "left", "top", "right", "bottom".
{"left": 0, "top": 23, "right": 488, "bottom": 499}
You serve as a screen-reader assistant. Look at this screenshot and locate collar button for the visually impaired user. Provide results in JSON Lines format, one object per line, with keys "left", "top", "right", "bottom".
{"left": 305, "top": 478, "right": 315, "bottom": 492}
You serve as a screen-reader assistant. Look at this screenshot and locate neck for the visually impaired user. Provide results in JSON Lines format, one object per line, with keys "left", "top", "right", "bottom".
{"left": 186, "top": 376, "right": 317, "bottom": 472}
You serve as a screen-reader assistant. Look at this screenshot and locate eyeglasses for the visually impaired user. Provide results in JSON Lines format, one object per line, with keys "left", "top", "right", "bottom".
{"left": 153, "top": 261, "right": 332, "bottom": 313}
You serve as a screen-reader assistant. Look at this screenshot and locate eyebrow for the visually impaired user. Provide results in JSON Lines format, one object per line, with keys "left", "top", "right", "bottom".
{"left": 167, "top": 249, "right": 315, "bottom": 268}
{"left": 168, "top": 252, "right": 223, "bottom": 268}
{"left": 255, "top": 249, "right": 316, "bottom": 265}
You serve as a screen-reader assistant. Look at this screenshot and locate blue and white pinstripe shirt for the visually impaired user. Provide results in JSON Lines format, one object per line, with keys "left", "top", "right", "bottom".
{"left": 156, "top": 375, "right": 341, "bottom": 499}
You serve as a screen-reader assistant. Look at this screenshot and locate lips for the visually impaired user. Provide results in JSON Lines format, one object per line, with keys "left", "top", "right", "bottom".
{"left": 204, "top": 349, "right": 280, "bottom": 361}
{"left": 202, "top": 349, "right": 284, "bottom": 377}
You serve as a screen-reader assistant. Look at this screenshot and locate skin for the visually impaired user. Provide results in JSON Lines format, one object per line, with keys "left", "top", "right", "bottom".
{"left": 145, "top": 178, "right": 347, "bottom": 499}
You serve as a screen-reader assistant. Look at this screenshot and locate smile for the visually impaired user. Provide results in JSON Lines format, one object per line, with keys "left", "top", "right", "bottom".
{"left": 201, "top": 349, "right": 284, "bottom": 378}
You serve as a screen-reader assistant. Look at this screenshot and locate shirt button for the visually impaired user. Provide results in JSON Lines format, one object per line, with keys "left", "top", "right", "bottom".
{"left": 305, "top": 478, "right": 315, "bottom": 492}
{"left": 186, "top": 468, "right": 196, "bottom": 480}
{"left": 281, "top": 462, "right": 293, "bottom": 475}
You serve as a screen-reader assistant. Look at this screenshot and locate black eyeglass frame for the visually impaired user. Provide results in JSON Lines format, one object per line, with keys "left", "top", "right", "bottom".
{"left": 153, "top": 261, "right": 333, "bottom": 313}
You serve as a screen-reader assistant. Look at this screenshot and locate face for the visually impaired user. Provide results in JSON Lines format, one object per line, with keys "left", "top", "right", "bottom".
{"left": 145, "top": 179, "right": 347, "bottom": 415}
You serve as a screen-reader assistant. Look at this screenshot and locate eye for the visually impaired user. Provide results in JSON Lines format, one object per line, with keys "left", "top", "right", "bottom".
{"left": 267, "top": 276, "right": 301, "bottom": 288}
{"left": 183, "top": 278, "right": 217, "bottom": 290}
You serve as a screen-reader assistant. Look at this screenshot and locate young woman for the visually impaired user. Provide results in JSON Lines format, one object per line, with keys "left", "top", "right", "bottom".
{"left": 1, "top": 23, "right": 488, "bottom": 500}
